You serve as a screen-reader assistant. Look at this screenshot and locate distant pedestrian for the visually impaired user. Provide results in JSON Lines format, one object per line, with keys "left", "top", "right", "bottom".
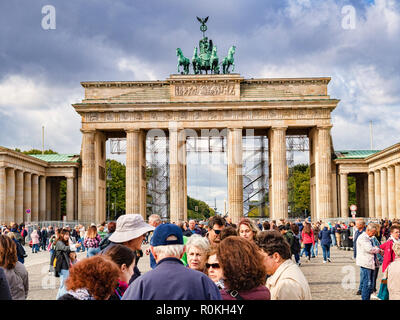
{"left": 145, "top": 214, "right": 162, "bottom": 269}
{"left": 318, "top": 224, "right": 333, "bottom": 263}
{"left": 30, "top": 229, "right": 40, "bottom": 253}
{"left": 84, "top": 225, "right": 102, "bottom": 257}
{"left": 237, "top": 218, "right": 260, "bottom": 242}
{"left": 301, "top": 222, "right": 314, "bottom": 262}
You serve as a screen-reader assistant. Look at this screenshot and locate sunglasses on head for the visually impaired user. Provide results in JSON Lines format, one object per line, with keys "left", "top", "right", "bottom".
{"left": 206, "top": 263, "right": 220, "bottom": 269}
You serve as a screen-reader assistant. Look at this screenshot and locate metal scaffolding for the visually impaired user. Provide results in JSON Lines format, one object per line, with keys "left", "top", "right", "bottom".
{"left": 109, "top": 134, "right": 309, "bottom": 218}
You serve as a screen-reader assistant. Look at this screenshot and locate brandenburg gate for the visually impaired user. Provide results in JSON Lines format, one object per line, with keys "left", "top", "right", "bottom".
{"left": 73, "top": 74, "right": 339, "bottom": 224}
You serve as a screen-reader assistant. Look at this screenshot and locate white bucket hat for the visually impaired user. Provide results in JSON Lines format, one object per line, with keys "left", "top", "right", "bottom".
{"left": 109, "top": 214, "right": 155, "bottom": 243}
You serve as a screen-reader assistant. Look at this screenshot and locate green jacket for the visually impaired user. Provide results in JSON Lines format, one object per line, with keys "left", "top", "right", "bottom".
{"left": 180, "top": 236, "right": 188, "bottom": 265}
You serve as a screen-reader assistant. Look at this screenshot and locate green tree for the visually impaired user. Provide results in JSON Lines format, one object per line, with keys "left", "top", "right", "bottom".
{"left": 20, "top": 149, "right": 58, "bottom": 155}
{"left": 187, "top": 196, "right": 215, "bottom": 220}
{"left": 348, "top": 176, "right": 356, "bottom": 206}
{"left": 106, "top": 159, "right": 126, "bottom": 220}
{"left": 288, "top": 164, "right": 310, "bottom": 217}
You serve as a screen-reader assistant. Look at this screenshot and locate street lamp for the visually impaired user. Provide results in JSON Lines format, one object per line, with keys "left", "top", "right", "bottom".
{"left": 107, "top": 166, "right": 112, "bottom": 221}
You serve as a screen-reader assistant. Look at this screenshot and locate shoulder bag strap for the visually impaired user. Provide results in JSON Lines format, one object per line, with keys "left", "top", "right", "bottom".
{"left": 225, "top": 289, "right": 244, "bottom": 300}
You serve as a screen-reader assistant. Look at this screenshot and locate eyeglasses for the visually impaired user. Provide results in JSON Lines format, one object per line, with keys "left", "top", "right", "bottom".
{"left": 206, "top": 263, "right": 220, "bottom": 269}
{"left": 213, "top": 229, "right": 221, "bottom": 235}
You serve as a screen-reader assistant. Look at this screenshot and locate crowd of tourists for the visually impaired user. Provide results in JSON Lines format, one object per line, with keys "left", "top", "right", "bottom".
{"left": 0, "top": 216, "right": 399, "bottom": 300}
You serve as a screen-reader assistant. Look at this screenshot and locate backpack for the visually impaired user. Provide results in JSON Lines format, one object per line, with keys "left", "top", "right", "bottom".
{"left": 291, "top": 236, "right": 301, "bottom": 254}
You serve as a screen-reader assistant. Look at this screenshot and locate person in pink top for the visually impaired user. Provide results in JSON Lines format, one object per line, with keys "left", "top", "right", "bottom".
{"left": 30, "top": 229, "right": 40, "bottom": 253}
{"left": 380, "top": 225, "right": 400, "bottom": 273}
{"left": 301, "top": 222, "right": 315, "bottom": 262}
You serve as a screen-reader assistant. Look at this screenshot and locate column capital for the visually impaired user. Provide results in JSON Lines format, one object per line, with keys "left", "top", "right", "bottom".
{"left": 80, "top": 129, "right": 96, "bottom": 134}
{"left": 380, "top": 167, "right": 388, "bottom": 172}
{"left": 270, "top": 126, "right": 288, "bottom": 131}
{"left": 317, "top": 125, "right": 333, "bottom": 130}
{"left": 340, "top": 172, "right": 348, "bottom": 176}
{"left": 125, "top": 128, "right": 141, "bottom": 133}
{"left": 227, "top": 127, "right": 243, "bottom": 131}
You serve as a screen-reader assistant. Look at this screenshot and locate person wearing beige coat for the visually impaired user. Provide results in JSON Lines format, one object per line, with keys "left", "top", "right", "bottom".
{"left": 387, "top": 242, "right": 400, "bottom": 300}
{"left": 256, "top": 230, "right": 312, "bottom": 300}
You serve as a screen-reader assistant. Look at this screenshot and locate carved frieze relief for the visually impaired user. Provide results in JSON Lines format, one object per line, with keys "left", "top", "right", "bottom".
{"left": 84, "top": 108, "right": 330, "bottom": 123}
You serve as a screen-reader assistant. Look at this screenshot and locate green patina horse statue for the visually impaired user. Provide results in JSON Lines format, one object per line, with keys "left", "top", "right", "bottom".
{"left": 176, "top": 48, "right": 190, "bottom": 75}
{"left": 222, "top": 45, "right": 236, "bottom": 74}
{"left": 210, "top": 46, "right": 220, "bottom": 74}
{"left": 192, "top": 47, "right": 201, "bottom": 75}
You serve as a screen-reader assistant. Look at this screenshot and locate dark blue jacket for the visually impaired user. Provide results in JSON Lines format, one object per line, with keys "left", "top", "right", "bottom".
{"left": 353, "top": 227, "right": 366, "bottom": 258}
{"left": 122, "top": 257, "right": 222, "bottom": 300}
{"left": 318, "top": 227, "right": 332, "bottom": 246}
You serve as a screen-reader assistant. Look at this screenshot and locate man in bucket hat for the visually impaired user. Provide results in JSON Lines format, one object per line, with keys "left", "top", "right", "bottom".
{"left": 122, "top": 223, "right": 221, "bottom": 300}
{"left": 100, "top": 214, "right": 154, "bottom": 283}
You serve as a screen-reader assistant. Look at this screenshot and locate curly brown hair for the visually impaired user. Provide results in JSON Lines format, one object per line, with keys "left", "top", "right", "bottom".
{"left": 65, "top": 255, "right": 120, "bottom": 300}
{"left": 216, "top": 236, "right": 266, "bottom": 291}
{"left": 0, "top": 235, "right": 17, "bottom": 270}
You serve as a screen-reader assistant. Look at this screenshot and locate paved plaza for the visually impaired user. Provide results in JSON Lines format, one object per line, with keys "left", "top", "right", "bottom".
{"left": 23, "top": 243, "right": 382, "bottom": 300}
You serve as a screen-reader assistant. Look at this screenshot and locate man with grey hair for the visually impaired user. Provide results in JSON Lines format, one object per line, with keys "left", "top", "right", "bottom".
{"left": 183, "top": 219, "right": 201, "bottom": 237}
{"left": 356, "top": 223, "right": 383, "bottom": 300}
{"left": 122, "top": 223, "right": 221, "bottom": 300}
{"left": 146, "top": 214, "right": 162, "bottom": 269}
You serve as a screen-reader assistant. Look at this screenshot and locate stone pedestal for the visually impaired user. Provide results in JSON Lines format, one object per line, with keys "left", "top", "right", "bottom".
{"left": 81, "top": 130, "right": 96, "bottom": 223}
{"left": 380, "top": 168, "right": 388, "bottom": 219}
{"left": 388, "top": 166, "right": 396, "bottom": 220}
{"left": 340, "top": 173, "right": 348, "bottom": 218}
{"left": 66, "top": 177, "right": 75, "bottom": 221}
{"left": 227, "top": 128, "right": 243, "bottom": 224}
{"left": 169, "top": 128, "right": 187, "bottom": 223}
{"left": 6, "top": 168, "right": 15, "bottom": 223}
{"left": 15, "top": 170, "right": 24, "bottom": 224}
{"left": 374, "top": 170, "right": 381, "bottom": 219}
{"left": 268, "top": 127, "right": 287, "bottom": 220}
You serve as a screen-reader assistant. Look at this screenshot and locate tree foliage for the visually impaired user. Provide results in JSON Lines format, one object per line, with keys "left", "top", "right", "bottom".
{"left": 187, "top": 195, "right": 215, "bottom": 220}
{"left": 16, "top": 148, "right": 58, "bottom": 155}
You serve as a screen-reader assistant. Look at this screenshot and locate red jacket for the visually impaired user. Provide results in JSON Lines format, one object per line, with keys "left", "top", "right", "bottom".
{"left": 301, "top": 230, "right": 315, "bottom": 245}
{"left": 380, "top": 240, "right": 396, "bottom": 273}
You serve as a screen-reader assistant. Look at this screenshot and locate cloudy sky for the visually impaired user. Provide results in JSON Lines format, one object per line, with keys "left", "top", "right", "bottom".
{"left": 0, "top": 0, "right": 399, "bottom": 213}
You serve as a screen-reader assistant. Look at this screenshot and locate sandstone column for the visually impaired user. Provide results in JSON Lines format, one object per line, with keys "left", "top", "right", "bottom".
{"left": 46, "top": 179, "right": 52, "bottom": 220}
{"left": 23, "top": 172, "right": 32, "bottom": 223}
{"left": 0, "top": 168, "right": 6, "bottom": 223}
{"left": 31, "top": 174, "right": 39, "bottom": 222}
{"left": 340, "top": 173, "right": 349, "bottom": 218}
{"left": 66, "top": 177, "right": 75, "bottom": 221}
{"left": 316, "top": 126, "right": 333, "bottom": 220}
{"left": 39, "top": 176, "right": 46, "bottom": 222}
{"left": 81, "top": 130, "right": 96, "bottom": 223}
{"left": 6, "top": 168, "right": 16, "bottom": 223}
{"left": 126, "top": 129, "right": 143, "bottom": 217}
{"left": 363, "top": 175, "right": 369, "bottom": 217}
{"left": 227, "top": 128, "right": 243, "bottom": 224}
{"left": 374, "top": 170, "right": 381, "bottom": 219}
{"left": 380, "top": 168, "right": 388, "bottom": 219}
{"left": 169, "top": 128, "right": 187, "bottom": 223}
{"left": 387, "top": 166, "right": 396, "bottom": 220}
{"left": 15, "top": 170, "right": 24, "bottom": 224}
{"left": 368, "top": 172, "right": 375, "bottom": 218}
{"left": 268, "top": 127, "right": 288, "bottom": 220}
{"left": 395, "top": 164, "right": 400, "bottom": 219}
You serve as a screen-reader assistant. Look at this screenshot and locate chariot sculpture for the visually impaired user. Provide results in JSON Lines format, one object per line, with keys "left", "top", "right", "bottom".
{"left": 176, "top": 17, "right": 236, "bottom": 75}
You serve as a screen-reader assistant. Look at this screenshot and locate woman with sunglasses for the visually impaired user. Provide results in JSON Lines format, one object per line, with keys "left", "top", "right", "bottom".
{"left": 205, "top": 246, "right": 225, "bottom": 289}
{"left": 216, "top": 236, "right": 270, "bottom": 300}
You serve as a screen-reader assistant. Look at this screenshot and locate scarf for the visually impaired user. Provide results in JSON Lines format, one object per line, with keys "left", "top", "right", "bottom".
{"left": 66, "top": 288, "right": 95, "bottom": 300}
{"left": 114, "top": 280, "right": 129, "bottom": 299}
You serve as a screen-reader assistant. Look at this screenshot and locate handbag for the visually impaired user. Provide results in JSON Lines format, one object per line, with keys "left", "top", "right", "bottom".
{"left": 377, "top": 269, "right": 389, "bottom": 300}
